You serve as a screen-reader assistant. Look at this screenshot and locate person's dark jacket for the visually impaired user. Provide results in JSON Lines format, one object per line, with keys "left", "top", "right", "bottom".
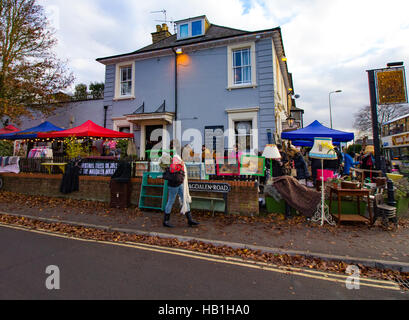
{"left": 293, "top": 153, "right": 310, "bottom": 180}
{"left": 311, "top": 158, "right": 321, "bottom": 183}
{"left": 324, "top": 159, "right": 339, "bottom": 172}
{"left": 111, "top": 161, "right": 131, "bottom": 183}
{"left": 269, "top": 151, "right": 289, "bottom": 177}
{"left": 163, "top": 167, "right": 185, "bottom": 187}
{"left": 271, "top": 159, "right": 285, "bottom": 177}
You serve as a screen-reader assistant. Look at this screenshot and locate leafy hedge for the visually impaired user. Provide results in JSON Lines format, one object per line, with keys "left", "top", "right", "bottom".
{"left": 0, "top": 141, "right": 14, "bottom": 156}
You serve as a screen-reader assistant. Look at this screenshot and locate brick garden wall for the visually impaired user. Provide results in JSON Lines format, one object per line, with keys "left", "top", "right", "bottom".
{"left": 0, "top": 173, "right": 259, "bottom": 216}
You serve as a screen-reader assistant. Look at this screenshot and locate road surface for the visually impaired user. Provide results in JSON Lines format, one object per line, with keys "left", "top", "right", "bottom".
{"left": 0, "top": 223, "right": 407, "bottom": 301}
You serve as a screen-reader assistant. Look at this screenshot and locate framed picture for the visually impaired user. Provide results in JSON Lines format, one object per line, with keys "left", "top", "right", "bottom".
{"left": 205, "top": 159, "right": 216, "bottom": 175}
{"left": 240, "top": 155, "right": 266, "bottom": 176}
{"left": 134, "top": 161, "right": 149, "bottom": 177}
{"left": 216, "top": 157, "right": 240, "bottom": 176}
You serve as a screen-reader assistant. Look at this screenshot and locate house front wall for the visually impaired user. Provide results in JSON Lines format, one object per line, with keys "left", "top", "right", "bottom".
{"left": 102, "top": 37, "right": 277, "bottom": 157}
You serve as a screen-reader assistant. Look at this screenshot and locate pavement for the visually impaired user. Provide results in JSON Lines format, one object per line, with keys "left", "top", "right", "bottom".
{"left": 0, "top": 191, "right": 409, "bottom": 272}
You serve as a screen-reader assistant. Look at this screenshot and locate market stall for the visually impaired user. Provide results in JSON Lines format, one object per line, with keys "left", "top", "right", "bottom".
{"left": 37, "top": 120, "right": 134, "bottom": 177}
{"left": 0, "top": 121, "right": 63, "bottom": 140}
{"left": 281, "top": 120, "right": 354, "bottom": 144}
{"left": 0, "top": 125, "right": 20, "bottom": 135}
{"left": 37, "top": 120, "right": 134, "bottom": 139}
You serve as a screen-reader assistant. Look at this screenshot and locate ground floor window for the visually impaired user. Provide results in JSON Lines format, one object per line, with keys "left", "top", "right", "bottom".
{"left": 226, "top": 107, "right": 259, "bottom": 155}
{"left": 234, "top": 121, "right": 252, "bottom": 153}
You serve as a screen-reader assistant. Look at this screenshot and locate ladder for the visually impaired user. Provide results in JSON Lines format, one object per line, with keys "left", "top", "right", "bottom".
{"left": 139, "top": 172, "right": 168, "bottom": 211}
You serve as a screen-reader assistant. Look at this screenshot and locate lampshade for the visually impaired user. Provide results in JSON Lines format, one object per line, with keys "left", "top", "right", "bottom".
{"left": 309, "top": 138, "right": 337, "bottom": 160}
{"left": 262, "top": 144, "right": 281, "bottom": 159}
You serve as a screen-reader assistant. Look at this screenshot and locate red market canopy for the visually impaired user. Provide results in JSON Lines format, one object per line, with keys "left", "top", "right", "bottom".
{"left": 37, "top": 120, "right": 134, "bottom": 139}
{"left": 0, "top": 125, "right": 20, "bottom": 135}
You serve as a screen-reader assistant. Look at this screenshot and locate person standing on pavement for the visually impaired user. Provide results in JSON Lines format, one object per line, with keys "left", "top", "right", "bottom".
{"left": 342, "top": 151, "right": 359, "bottom": 176}
{"left": 162, "top": 142, "right": 199, "bottom": 228}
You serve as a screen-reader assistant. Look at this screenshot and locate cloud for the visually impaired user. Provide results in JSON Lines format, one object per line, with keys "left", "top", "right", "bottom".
{"left": 39, "top": 0, "right": 409, "bottom": 135}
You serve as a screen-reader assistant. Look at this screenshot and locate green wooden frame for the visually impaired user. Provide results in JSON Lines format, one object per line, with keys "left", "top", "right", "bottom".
{"left": 240, "top": 155, "right": 266, "bottom": 176}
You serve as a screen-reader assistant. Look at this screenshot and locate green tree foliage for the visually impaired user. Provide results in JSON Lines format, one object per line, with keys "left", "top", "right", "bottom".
{"left": 74, "top": 83, "right": 88, "bottom": 101}
{"left": 116, "top": 139, "right": 128, "bottom": 157}
{"left": 347, "top": 144, "right": 362, "bottom": 155}
{"left": 0, "top": 140, "right": 13, "bottom": 156}
{"left": 64, "top": 136, "right": 87, "bottom": 159}
{"left": 89, "top": 82, "right": 104, "bottom": 99}
{"left": 0, "top": 0, "right": 74, "bottom": 123}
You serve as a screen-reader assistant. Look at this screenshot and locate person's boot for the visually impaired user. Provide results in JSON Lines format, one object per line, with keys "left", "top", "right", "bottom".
{"left": 163, "top": 213, "right": 174, "bottom": 228}
{"left": 186, "top": 211, "right": 199, "bottom": 227}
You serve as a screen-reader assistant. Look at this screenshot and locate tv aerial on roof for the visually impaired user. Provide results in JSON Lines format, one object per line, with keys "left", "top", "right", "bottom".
{"left": 150, "top": 9, "right": 176, "bottom": 33}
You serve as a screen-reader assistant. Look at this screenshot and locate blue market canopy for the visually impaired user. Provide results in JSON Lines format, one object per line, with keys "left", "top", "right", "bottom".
{"left": 281, "top": 120, "right": 354, "bottom": 143}
{"left": 1, "top": 121, "right": 63, "bottom": 140}
{"left": 291, "top": 139, "right": 341, "bottom": 148}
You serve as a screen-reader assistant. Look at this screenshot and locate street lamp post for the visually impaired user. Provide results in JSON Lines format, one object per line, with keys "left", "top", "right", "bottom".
{"left": 329, "top": 90, "right": 342, "bottom": 129}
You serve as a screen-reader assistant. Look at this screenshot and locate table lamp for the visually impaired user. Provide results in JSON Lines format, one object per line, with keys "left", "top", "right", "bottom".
{"left": 262, "top": 144, "right": 281, "bottom": 177}
{"left": 309, "top": 137, "right": 337, "bottom": 226}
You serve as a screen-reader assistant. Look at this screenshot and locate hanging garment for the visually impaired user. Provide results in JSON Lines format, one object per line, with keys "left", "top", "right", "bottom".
{"left": 127, "top": 140, "right": 137, "bottom": 156}
{"left": 60, "top": 160, "right": 81, "bottom": 194}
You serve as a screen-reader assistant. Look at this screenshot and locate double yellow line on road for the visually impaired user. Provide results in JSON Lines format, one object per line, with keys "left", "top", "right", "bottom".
{"left": 0, "top": 222, "right": 402, "bottom": 292}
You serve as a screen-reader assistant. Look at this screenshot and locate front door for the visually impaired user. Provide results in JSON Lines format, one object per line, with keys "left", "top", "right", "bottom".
{"left": 145, "top": 125, "right": 163, "bottom": 159}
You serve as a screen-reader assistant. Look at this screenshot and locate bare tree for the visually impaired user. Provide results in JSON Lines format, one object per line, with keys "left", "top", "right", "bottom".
{"left": 0, "top": 0, "right": 74, "bottom": 123}
{"left": 354, "top": 104, "right": 409, "bottom": 134}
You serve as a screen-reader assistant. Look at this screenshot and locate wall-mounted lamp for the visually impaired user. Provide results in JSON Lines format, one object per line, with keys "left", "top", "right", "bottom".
{"left": 286, "top": 116, "right": 296, "bottom": 128}
{"left": 281, "top": 56, "right": 287, "bottom": 62}
{"left": 175, "top": 48, "right": 183, "bottom": 55}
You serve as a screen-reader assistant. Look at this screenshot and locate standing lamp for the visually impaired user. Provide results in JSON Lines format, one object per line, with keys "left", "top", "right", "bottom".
{"left": 309, "top": 137, "right": 337, "bottom": 226}
{"left": 262, "top": 144, "right": 281, "bottom": 179}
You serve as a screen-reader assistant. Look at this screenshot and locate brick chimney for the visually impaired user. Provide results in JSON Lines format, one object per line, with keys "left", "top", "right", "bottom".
{"left": 151, "top": 23, "right": 172, "bottom": 44}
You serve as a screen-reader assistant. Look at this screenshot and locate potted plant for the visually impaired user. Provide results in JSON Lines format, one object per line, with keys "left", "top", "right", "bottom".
{"left": 327, "top": 177, "right": 342, "bottom": 188}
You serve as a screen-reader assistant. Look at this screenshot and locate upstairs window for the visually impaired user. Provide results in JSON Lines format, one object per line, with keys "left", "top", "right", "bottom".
{"left": 115, "top": 61, "right": 135, "bottom": 100}
{"left": 233, "top": 48, "right": 251, "bottom": 85}
{"left": 179, "top": 24, "right": 189, "bottom": 38}
{"left": 227, "top": 42, "right": 257, "bottom": 89}
{"left": 120, "top": 66, "right": 132, "bottom": 96}
{"left": 177, "top": 18, "right": 205, "bottom": 39}
{"left": 191, "top": 20, "right": 203, "bottom": 37}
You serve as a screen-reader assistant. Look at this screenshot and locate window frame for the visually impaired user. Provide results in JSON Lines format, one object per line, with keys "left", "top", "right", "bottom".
{"left": 179, "top": 23, "right": 189, "bottom": 38}
{"left": 233, "top": 48, "right": 252, "bottom": 85}
{"left": 227, "top": 42, "right": 257, "bottom": 90}
{"left": 114, "top": 61, "right": 135, "bottom": 100}
{"left": 234, "top": 120, "right": 253, "bottom": 153}
{"left": 226, "top": 107, "right": 259, "bottom": 155}
{"left": 177, "top": 18, "right": 205, "bottom": 40}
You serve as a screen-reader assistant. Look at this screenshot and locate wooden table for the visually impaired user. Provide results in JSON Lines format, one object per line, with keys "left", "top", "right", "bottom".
{"left": 41, "top": 163, "right": 67, "bottom": 174}
{"left": 329, "top": 186, "right": 372, "bottom": 225}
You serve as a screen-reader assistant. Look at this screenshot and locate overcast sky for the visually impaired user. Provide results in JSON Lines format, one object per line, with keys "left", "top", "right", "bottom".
{"left": 38, "top": 0, "right": 409, "bottom": 136}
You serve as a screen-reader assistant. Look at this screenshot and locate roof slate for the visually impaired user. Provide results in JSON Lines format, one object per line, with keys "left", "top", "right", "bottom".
{"left": 96, "top": 24, "right": 260, "bottom": 62}
{"left": 136, "top": 24, "right": 249, "bottom": 53}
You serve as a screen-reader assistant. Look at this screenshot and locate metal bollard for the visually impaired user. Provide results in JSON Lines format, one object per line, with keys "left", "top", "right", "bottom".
{"left": 387, "top": 179, "right": 396, "bottom": 207}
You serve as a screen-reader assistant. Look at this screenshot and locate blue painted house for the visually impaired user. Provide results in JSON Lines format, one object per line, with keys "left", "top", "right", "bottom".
{"left": 96, "top": 15, "right": 296, "bottom": 159}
